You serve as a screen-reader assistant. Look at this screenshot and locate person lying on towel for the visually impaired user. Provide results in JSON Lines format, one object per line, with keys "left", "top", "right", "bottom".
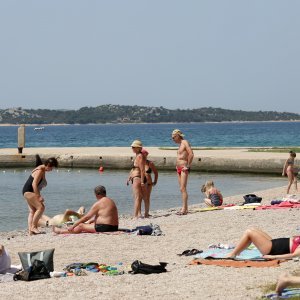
{"left": 52, "top": 185, "right": 119, "bottom": 234}
{"left": 225, "top": 227, "right": 300, "bottom": 259}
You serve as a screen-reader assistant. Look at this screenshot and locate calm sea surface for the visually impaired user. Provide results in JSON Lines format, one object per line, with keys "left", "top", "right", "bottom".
{"left": 0, "top": 122, "right": 299, "bottom": 148}
{"left": 0, "top": 122, "right": 296, "bottom": 232}
{"left": 0, "top": 168, "right": 285, "bottom": 232}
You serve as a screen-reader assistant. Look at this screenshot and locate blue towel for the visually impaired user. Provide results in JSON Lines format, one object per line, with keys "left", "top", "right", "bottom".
{"left": 264, "top": 288, "right": 300, "bottom": 299}
{"left": 194, "top": 247, "right": 263, "bottom": 260}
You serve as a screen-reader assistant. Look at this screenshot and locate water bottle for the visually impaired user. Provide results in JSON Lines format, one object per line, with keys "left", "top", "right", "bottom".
{"left": 50, "top": 271, "right": 66, "bottom": 278}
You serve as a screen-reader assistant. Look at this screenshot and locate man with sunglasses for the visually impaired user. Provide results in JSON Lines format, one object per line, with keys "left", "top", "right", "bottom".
{"left": 172, "top": 129, "right": 194, "bottom": 215}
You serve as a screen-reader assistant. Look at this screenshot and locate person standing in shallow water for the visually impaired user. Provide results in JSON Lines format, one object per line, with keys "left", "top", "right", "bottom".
{"left": 172, "top": 129, "right": 194, "bottom": 215}
{"left": 141, "top": 148, "right": 158, "bottom": 218}
{"left": 127, "top": 140, "right": 147, "bottom": 218}
{"left": 22, "top": 154, "right": 58, "bottom": 235}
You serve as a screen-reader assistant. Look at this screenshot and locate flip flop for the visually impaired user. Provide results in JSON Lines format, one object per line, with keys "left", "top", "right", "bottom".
{"left": 178, "top": 249, "right": 203, "bottom": 256}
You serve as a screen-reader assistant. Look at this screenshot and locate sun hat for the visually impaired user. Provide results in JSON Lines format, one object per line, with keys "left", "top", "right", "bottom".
{"left": 131, "top": 140, "right": 143, "bottom": 148}
{"left": 172, "top": 129, "right": 184, "bottom": 137}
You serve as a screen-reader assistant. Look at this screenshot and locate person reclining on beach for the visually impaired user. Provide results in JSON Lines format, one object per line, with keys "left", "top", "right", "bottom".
{"left": 38, "top": 206, "right": 86, "bottom": 227}
{"left": 52, "top": 185, "right": 119, "bottom": 234}
{"left": 225, "top": 227, "right": 300, "bottom": 259}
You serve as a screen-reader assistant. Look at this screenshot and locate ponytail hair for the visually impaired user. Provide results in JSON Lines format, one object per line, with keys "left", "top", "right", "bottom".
{"left": 35, "top": 154, "right": 43, "bottom": 167}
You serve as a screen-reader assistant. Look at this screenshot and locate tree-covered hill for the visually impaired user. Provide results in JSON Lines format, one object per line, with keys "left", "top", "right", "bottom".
{"left": 0, "top": 105, "right": 299, "bottom": 124}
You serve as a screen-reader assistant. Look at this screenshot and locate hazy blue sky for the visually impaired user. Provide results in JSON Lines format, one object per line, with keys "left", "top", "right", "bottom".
{"left": 0, "top": 1, "right": 300, "bottom": 112}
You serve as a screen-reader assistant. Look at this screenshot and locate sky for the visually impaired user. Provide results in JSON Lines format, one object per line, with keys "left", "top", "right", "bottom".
{"left": 0, "top": 0, "right": 300, "bottom": 113}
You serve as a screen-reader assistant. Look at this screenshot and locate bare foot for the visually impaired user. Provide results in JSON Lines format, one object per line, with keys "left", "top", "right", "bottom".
{"left": 77, "top": 206, "right": 85, "bottom": 215}
{"left": 52, "top": 226, "right": 62, "bottom": 234}
{"left": 276, "top": 272, "right": 290, "bottom": 295}
{"left": 224, "top": 252, "right": 236, "bottom": 259}
{"left": 29, "top": 227, "right": 41, "bottom": 235}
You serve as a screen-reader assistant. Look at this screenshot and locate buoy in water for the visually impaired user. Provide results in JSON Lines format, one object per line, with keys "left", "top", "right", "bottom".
{"left": 98, "top": 166, "right": 104, "bottom": 172}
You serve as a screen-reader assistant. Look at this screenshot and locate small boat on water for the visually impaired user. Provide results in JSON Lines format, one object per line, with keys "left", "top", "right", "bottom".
{"left": 34, "top": 126, "right": 45, "bottom": 131}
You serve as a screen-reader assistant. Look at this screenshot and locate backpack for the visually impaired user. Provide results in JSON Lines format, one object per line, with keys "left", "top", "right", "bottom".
{"left": 13, "top": 260, "right": 50, "bottom": 281}
{"left": 130, "top": 260, "right": 167, "bottom": 275}
{"left": 243, "top": 194, "right": 262, "bottom": 204}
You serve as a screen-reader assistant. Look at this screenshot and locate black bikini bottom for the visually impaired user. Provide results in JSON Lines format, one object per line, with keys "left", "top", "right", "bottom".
{"left": 269, "top": 238, "right": 290, "bottom": 255}
{"left": 94, "top": 224, "right": 119, "bottom": 232}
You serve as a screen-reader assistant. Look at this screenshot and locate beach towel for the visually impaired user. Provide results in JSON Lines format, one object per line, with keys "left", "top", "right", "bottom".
{"left": 194, "top": 247, "right": 262, "bottom": 260}
{"left": 264, "top": 288, "right": 300, "bottom": 299}
{"left": 189, "top": 258, "right": 282, "bottom": 268}
{"left": 256, "top": 202, "right": 300, "bottom": 210}
{"left": 192, "top": 204, "right": 235, "bottom": 213}
{"left": 223, "top": 205, "right": 259, "bottom": 210}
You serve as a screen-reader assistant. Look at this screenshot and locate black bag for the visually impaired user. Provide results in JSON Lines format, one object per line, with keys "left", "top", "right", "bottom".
{"left": 18, "top": 248, "right": 54, "bottom": 272}
{"left": 130, "top": 260, "right": 167, "bottom": 275}
{"left": 243, "top": 194, "right": 262, "bottom": 204}
{"left": 13, "top": 260, "right": 50, "bottom": 281}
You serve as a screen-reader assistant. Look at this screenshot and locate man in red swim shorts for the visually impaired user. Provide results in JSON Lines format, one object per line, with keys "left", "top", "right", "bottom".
{"left": 172, "top": 129, "right": 194, "bottom": 215}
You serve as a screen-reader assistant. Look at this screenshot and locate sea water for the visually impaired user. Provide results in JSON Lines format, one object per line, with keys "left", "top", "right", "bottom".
{"left": 0, "top": 122, "right": 300, "bottom": 148}
{"left": 0, "top": 168, "right": 285, "bottom": 232}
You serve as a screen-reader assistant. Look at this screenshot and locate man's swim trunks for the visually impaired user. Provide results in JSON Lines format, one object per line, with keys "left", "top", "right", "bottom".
{"left": 94, "top": 224, "right": 119, "bottom": 232}
{"left": 176, "top": 166, "right": 190, "bottom": 175}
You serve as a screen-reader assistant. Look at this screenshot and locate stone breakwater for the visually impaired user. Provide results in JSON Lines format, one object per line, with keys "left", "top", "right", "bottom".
{"left": 0, "top": 147, "right": 287, "bottom": 174}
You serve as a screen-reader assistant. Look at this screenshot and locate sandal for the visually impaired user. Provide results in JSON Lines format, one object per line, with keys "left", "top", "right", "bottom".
{"left": 178, "top": 249, "right": 202, "bottom": 256}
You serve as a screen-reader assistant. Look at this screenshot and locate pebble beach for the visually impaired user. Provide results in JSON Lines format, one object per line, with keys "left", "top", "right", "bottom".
{"left": 1, "top": 185, "right": 300, "bottom": 299}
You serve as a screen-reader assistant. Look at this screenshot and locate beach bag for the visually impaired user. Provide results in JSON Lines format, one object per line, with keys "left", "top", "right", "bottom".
{"left": 135, "top": 225, "right": 153, "bottom": 235}
{"left": 243, "top": 194, "right": 262, "bottom": 204}
{"left": 13, "top": 260, "right": 50, "bottom": 281}
{"left": 130, "top": 260, "right": 167, "bottom": 275}
{"left": 18, "top": 248, "right": 55, "bottom": 272}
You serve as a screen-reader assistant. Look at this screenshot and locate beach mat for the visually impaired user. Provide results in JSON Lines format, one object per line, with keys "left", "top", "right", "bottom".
{"left": 189, "top": 258, "right": 282, "bottom": 268}
{"left": 194, "top": 247, "right": 262, "bottom": 260}
{"left": 256, "top": 202, "right": 300, "bottom": 210}
{"left": 264, "top": 288, "right": 300, "bottom": 299}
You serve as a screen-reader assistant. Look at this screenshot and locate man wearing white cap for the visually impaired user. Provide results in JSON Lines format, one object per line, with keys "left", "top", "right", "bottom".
{"left": 172, "top": 129, "right": 194, "bottom": 215}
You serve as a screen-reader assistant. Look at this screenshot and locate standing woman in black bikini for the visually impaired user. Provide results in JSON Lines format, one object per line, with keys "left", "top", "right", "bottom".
{"left": 127, "top": 140, "right": 146, "bottom": 218}
{"left": 141, "top": 149, "right": 158, "bottom": 218}
{"left": 22, "top": 155, "right": 58, "bottom": 235}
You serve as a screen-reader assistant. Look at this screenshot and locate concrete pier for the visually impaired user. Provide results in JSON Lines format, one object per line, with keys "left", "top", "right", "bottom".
{"left": 0, "top": 147, "right": 288, "bottom": 174}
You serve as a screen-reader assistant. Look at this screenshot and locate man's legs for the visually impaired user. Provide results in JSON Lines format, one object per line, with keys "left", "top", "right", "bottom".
{"left": 177, "top": 171, "right": 189, "bottom": 214}
{"left": 52, "top": 223, "right": 96, "bottom": 234}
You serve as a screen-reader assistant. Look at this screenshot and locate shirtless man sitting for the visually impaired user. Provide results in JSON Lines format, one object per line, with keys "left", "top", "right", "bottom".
{"left": 52, "top": 185, "right": 119, "bottom": 234}
{"left": 172, "top": 129, "right": 194, "bottom": 215}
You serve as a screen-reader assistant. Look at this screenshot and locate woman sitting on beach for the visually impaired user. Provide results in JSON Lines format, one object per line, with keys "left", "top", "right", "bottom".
{"left": 141, "top": 148, "right": 158, "bottom": 218}
{"left": 282, "top": 151, "right": 298, "bottom": 194}
{"left": 201, "top": 180, "right": 223, "bottom": 207}
{"left": 226, "top": 227, "right": 300, "bottom": 259}
{"left": 127, "top": 140, "right": 146, "bottom": 218}
{"left": 38, "top": 207, "right": 85, "bottom": 227}
{"left": 22, "top": 154, "right": 58, "bottom": 235}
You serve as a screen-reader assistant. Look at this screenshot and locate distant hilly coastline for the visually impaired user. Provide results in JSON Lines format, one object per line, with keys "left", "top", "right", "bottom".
{"left": 0, "top": 105, "right": 300, "bottom": 124}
